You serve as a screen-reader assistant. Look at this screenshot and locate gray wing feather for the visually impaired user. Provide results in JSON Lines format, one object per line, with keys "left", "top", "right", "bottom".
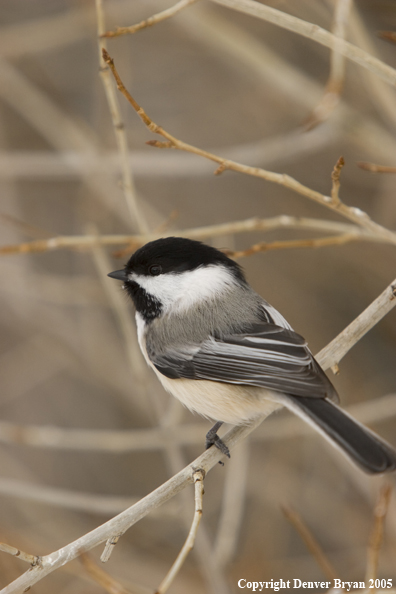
{"left": 151, "top": 323, "right": 338, "bottom": 401}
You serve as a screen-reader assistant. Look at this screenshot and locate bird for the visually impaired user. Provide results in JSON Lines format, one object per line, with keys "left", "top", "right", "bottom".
{"left": 108, "top": 236, "right": 396, "bottom": 473}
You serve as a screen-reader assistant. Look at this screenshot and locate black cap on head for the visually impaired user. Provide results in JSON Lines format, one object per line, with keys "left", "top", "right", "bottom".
{"left": 124, "top": 237, "right": 246, "bottom": 281}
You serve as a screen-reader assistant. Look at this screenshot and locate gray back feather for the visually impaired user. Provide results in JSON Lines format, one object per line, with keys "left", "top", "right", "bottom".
{"left": 146, "top": 284, "right": 267, "bottom": 358}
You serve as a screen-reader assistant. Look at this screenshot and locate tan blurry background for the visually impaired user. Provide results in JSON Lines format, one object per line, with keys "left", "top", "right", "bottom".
{"left": 1, "top": 0, "right": 396, "bottom": 592}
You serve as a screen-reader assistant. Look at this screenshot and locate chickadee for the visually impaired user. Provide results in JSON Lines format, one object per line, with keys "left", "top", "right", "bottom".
{"left": 108, "top": 237, "right": 396, "bottom": 473}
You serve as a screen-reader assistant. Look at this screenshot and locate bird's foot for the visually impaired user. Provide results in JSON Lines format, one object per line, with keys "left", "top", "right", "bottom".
{"left": 205, "top": 421, "right": 230, "bottom": 458}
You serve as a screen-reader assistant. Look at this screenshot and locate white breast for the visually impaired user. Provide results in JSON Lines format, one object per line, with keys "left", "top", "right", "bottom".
{"left": 135, "top": 312, "right": 282, "bottom": 424}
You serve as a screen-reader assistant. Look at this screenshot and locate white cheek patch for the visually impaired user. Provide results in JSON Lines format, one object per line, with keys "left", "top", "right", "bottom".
{"left": 129, "top": 265, "right": 237, "bottom": 313}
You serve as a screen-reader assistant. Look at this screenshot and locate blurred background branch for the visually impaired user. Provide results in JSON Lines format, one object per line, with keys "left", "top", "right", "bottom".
{"left": 1, "top": 1, "right": 396, "bottom": 593}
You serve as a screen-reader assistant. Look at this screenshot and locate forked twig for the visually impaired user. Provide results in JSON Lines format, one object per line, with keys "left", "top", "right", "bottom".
{"left": 0, "top": 421, "right": 261, "bottom": 594}
{"left": 2, "top": 274, "right": 396, "bottom": 592}
{"left": 102, "top": 48, "right": 396, "bottom": 246}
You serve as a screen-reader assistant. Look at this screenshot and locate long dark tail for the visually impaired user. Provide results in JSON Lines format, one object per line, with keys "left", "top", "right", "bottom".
{"left": 283, "top": 395, "right": 396, "bottom": 474}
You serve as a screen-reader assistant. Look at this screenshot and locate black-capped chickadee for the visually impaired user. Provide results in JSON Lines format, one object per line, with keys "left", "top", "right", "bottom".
{"left": 108, "top": 237, "right": 396, "bottom": 473}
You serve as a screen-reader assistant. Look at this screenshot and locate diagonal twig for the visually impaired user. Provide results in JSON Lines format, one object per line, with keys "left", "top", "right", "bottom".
{"left": 305, "top": 0, "right": 352, "bottom": 129}
{"left": 0, "top": 418, "right": 264, "bottom": 594}
{"left": 210, "top": 0, "right": 396, "bottom": 87}
{"left": 282, "top": 505, "right": 339, "bottom": 581}
{"left": 155, "top": 469, "right": 205, "bottom": 594}
{"left": 2, "top": 274, "right": 396, "bottom": 592}
{"left": 95, "top": 0, "right": 148, "bottom": 233}
{"left": 102, "top": 48, "right": 396, "bottom": 246}
{"left": 317, "top": 278, "right": 396, "bottom": 372}
{"left": 102, "top": 0, "right": 200, "bottom": 38}
{"left": 81, "top": 554, "right": 144, "bottom": 594}
{"left": 365, "top": 484, "right": 393, "bottom": 587}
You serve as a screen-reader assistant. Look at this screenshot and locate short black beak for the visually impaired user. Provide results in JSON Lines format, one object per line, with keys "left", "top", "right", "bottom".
{"left": 108, "top": 269, "right": 127, "bottom": 281}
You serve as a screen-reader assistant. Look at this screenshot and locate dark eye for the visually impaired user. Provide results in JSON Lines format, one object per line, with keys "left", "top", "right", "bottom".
{"left": 149, "top": 264, "right": 162, "bottom": 276}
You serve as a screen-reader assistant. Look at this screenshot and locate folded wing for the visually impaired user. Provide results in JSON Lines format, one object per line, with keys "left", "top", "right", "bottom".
{"left": 151, "top": 323, "right": 338, "bottom": 401}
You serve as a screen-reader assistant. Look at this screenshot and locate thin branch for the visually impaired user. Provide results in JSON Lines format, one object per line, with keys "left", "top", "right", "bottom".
{"left": 1, "top": 397, "right": 396, "bottom": 524}
{"left": 179, "top": 0, "right": 396, "bottom": 189}
{"left": 325, "top": 0, "right": 352, "bottom": 85}
{"left": 1, "top": 215, "right": 384, "bottom": 257}
{"left": 0, "top": 418, "right": 264, "bottom": 594}
{"left": 2, "top": 0, "right": 394, "bottom": 90}
{"left": 88, "top": 224, "right": 150, "bottom": 415}
{"left": 102, "top": 48, "right": 396, "bottom": 245}
{"left": 0, "top": 59, "right": 95, "bottom": 153}
{"left": 81, "top": 554, "right": 142, "bottom": 594}
{"left": 0, "top": 477, "right": 143, "bottom": 515}
{"left": 317, "top": 278, "right": 396, "bottom": 372}
{"left": 0, "top": 5, "right": 92, "bottom": 59}
{"left": 2, "top": 398, "right": 396, "bottom": 520}
{"left": 95, "top": 0, "right": 148, "bottom": 233}
{"left": 282, "top": 505, "right": 339, "bottom": 581}
{"left": 0, "top": 212, "right": 53, "bottom": 240}
{"left": 213, "top": 439, "right": 249, "bottom": 566}
{"left": 305, "top": 0, "right": 352, "bottom": 129}
{"left": 0, "top": 544, "right": 40, "bottom": 567}
{"left": 2, "top": 274, "right": 396, "bottom": 591}
{"left": 94, "top": 230, "right": 217, "bottom": 584}
{"left": 155, "top": 403, "right": 229, "bottom": 594}
{"left": 0, "top": 393, "right": 392, "bottom": 461}
{"left": 0, "top": 394, "right": 396, "bottom": 457}
{"left": 330, "top": 155, "right": 345, "bottom": 206}
{"left": 0, "top": 127, "right": 337, "bottom": 180}
{"left": 102, "top": 0, "right": 199, "bottom": 38}
{"left": 348, "top": 3, "right": 396, "bottom": 131}
{"left": 227, "top": 232, "right": 359, "bottom": 258}
{"left": 365, "top": 485, "right": 393, "bottom": 586}
{"left": 155, "top": 470, "right": 205, "bottom": 594}
{"left": 100, "top": 534, "right": 122, "bottom": 564}
{"left": 210, "top": 0, "right": 396, "bottom": 87}
{"left": 3, "top": 5, "right": 396, "bottom": 592}
{"left": 0, "top": 57, "right": 133, "bottom": 221}
{"left": 0, "top": 2, "right": 394, "bottom": 177}
{"left": 358, "top": 162, "right": 396, "bottom": 174}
